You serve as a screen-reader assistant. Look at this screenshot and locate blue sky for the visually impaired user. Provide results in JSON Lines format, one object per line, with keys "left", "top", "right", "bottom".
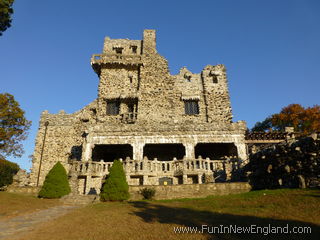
{"left": 1, "top": 0, "right": 319, "bottom": 170}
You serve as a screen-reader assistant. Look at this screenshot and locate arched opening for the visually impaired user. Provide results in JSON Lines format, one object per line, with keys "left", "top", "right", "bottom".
{"left": 143, "top": 144, "right": 185, "bottom": 161}
{"left": 92, "top": 144, "right": 133, "bottom": 162}
{"left": 195, "top": 143, "right": 238, "bottom": 159}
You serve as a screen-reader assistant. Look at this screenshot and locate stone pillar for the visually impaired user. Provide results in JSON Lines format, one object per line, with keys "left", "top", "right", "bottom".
{"left": 133, "top": 142, "right": 144, "bottom": 161}
{"left": 143, "top": 175, "right": 148, "bottom": 185}
{"left": 126, "top": 175, "right": 130, "bottom": 185}
{"left": 154, "top": 158, "right": 158, "bottom": 172}
{"left": 82, "top": 143, "right": 93, "bottom": 162}
{"left": 205, "top": 173, "right": 214, "bottom": 183}
{"left": 198, "top": 174, "right": 202, "bottom": 184}
{"left": 184, "top": 143, "right": 195, "bottom": 159}
{"left": 225, "top": 162, "right": 232, "bottom": 181}
{"left": 235, "top": 143, "right": 248, "bottom": 163}
{"left": 85, "top": 175, "right": 92, "bottom": 195}
{"left": 183, "top": 174, "right": 188, "bottom": 184}
{"left": 69, "top": 171, "right": 79, "bottom": 195}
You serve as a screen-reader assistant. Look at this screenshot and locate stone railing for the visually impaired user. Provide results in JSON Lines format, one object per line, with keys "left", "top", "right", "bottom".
{"left": 91, "top": 54, "right": 143, "bottom": 66}
{"left": 70, "top": 160, "right": 113, "bottom": 176}
{"left": 120, "top": 112, "right": 137, "bottom": 124}
{"left": 69, "top": 157, "right": 240, "bottom": 177}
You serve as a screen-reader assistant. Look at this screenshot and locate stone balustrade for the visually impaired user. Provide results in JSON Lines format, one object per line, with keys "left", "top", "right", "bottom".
{"left": 120, "top": 112, "right": 137, "bottom": 123}
{"left": 69, "top": 157, "right": 240, "bottom": 177}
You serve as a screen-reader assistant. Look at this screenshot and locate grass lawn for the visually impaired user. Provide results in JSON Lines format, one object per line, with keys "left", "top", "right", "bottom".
{"left": 0, "top": 192, "right": 61, "bottom": 220}
{"left": 10, "top": 188, "right": 320, "bottom": 240}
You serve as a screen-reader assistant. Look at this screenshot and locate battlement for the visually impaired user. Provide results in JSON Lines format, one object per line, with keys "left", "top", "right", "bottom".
{"left": 101, "top": 29, "right": 156, "bottom": 55}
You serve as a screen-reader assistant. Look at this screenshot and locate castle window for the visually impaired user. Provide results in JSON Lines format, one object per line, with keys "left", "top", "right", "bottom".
{"left": 130, "top": 45, "right": 137, "bottom": 54}
{"left": 106, "top": 100, "right": 120, "bottom": 115}
{"left": 112, "top": 47, "right": 123, "bottom": 54}
{"left": 212, "top": 75, "right": 218, "bottom": 83}
{"left": 184, "top": 73, "right": 191, "bottom": 82}
{"left": 184, "top": 100, "right": 199, "bottom": 115}
{"left": 209, "top": 71, "right": 219, "bottom": 83}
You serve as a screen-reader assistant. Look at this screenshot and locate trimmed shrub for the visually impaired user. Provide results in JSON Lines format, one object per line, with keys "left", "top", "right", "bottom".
{"left": 100, "top": 160, "right": 129, "bottom": 201}
{"left": 140, "top": 187, "right": 156, "bottom": 200}
{"left": 0, "top": 158, "right": 19, "bottom": 188}
{"left": 38, "top": 162, "right": 71, "bottom": 198}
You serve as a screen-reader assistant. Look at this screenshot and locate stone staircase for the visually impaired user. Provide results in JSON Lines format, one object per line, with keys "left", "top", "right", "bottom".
{"left": 60, "top": 194, "right": 99, "bottom": 205}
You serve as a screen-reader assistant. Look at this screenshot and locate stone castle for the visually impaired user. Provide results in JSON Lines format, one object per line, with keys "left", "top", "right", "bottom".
{"left": 29, "top": 30, "right": 248, "bottom": 195}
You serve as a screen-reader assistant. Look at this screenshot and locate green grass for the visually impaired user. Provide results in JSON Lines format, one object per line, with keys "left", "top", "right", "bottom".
{"left": 14, "top": 188, "right": 320, "bottom": 240}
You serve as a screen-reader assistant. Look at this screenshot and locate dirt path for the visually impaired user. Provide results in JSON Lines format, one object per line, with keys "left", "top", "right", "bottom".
{"left": 0, "top": 205, "right": 78, "bottom": 240}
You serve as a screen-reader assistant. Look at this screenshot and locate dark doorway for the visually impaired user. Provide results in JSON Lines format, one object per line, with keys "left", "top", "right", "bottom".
{"left": 159, "top": 177, "right": 173, "bottom": 185}
{"left": 143, "top": 144, "right": 185, "bottom": 161}
{"left": 195, "top": 143, "right": 238, "bottom": 159}
{"left": 69, "top": 145, "right": 82, "bottom": 161}
{"left": 92, "top": 144, "right": 133, "bottom": 162}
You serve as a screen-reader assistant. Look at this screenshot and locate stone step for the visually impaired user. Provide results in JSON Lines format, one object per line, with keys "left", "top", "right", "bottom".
{"left": 60, "top": 194, "right": 99, "bottom": 205}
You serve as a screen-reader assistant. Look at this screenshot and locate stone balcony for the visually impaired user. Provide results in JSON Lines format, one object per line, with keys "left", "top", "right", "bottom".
{"left": 120, "top": 112, "right": 137, "bottom": 124}
{"left": 91, "top": 53, "right": 143, "bottom": 74}
{"left": 69, "top": 157, "right": 240, "bottom": 178}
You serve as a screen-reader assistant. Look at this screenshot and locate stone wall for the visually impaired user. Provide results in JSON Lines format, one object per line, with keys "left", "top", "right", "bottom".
{"left": 29, "top": 101, "right": 97, "bottom": 186}
{"left": 129, "top": 182, "right": 251, "bottom": 200}
{"left": 6, "top": 186, "right": 40, "bottom": 195}
{"left": 245, "top": 133, "right": 320, "bottom": 189}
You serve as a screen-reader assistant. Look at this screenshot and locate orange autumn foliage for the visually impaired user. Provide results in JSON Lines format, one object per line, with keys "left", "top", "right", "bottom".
{"left": 271, "top": 104, "right": 320, "bottom": 134}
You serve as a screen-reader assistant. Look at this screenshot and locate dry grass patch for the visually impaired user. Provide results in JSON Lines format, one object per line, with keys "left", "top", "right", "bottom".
{"left": 16, "top": 189, "right": 320, "bottom": 240}
{"left": 0, "top": 192, "right": 61, "bottom": 220}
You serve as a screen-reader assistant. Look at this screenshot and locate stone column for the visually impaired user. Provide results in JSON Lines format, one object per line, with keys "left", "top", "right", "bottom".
{"left": 85, "top": 175, "right": 92, "bottom": 195}
{"left": 133, "top": 142, "right": 144, "bottom": 161}
{"left": 82, "top": 143, "right": 93, "bottom": 162}
{"left": 197, "top": 174, "right": 202, "bottom": 184}
{"left": 69, "top": 171, "right": 79, "bottom": 195}
{"left": 143, "top": 175, "right": 148, "bottom": 185}
{"left": 184, "top": 143, "right": 195, "bottom": 159}
{"left": 235, "top": 143, "right": 248, "bottom": 163}
{"left": 183, "top": 174, "right": 188, "bottom": 184}
{"left": 126, "top": 175, "right": 130, "bottom": 185}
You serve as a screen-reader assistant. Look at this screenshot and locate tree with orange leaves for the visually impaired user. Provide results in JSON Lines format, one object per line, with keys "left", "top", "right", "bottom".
{"left": 252, "top": 104, "right": 320, "bottom": 134}
{"left": 0, "top": 93, "right": 31, "bottom": 159}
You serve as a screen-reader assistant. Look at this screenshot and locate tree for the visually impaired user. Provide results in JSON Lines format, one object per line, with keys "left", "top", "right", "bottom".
{"left": 271, "top": 104, "right": 305, "bottom": 132}
{"left": 0, "top": 157, "right": 19, "bottom": 187}
{"left": 251, "top": 104, "right": 320, "bottom": 134}
{"left": 38, "top": 162, "right": 71, "bottom": 198}
{"left": 0, "top": 0, "right": 14, "bottom": 36}
{"left": 0, "top": 93, "right": 31, "bottom": 159}
{"left": 100, "top": 160, "right": 129, "bottom": 201}
{"left": 251, "top": 117, "right": 272, "bottom": 132}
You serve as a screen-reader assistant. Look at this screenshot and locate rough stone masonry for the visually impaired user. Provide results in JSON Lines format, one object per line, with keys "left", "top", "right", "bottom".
{"left": 29, "top": 30, "right": 248, "bottom": 195}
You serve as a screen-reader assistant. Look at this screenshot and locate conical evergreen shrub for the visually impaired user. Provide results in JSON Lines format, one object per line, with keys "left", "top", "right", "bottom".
{"left": 0, "top": 158, "right": 19, "bottom": 187}
{"left": 100, "top": 159, "right": 130, "bottom": 201}
{"left": 38, "top": 162, "right": 71, "bottom": 198}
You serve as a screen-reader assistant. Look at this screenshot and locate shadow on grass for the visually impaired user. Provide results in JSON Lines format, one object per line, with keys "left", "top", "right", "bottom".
{"left": 306, "top": 194, "right": 320, "bottom": 198}
{"left": 129, "top": 201, "right": 319, "bottom": 240}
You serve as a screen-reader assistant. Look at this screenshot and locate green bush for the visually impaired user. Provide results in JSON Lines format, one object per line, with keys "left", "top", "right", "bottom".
{"left": 0, "top": 158, "right": 19, "bottom": 188}
{"left": 38, "top": 162, "right": 71, "bottom": 198}
{"left": 100, "top": 159, "right": 130, "bottom": 201}
{"left": 140, "top": 187, "right": 156, "bottom": 200}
